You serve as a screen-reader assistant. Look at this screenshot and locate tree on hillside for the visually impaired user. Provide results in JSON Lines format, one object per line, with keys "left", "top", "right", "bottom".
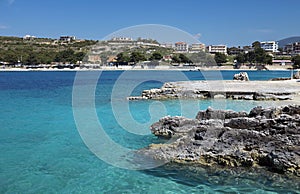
{"left": 252, "top": 41, "right": 261, "bottom": 49}
{"left": 149, "top": 52, "right": 163, "bottom": 61}
{"left": 187, "top": 51, "right": 216, "bottom": 65}
{"left": 264, "top": 55, "right": 273, "bottom": 65}
{"left": 235, "top": 53, "right": 246, "bottom": 64}
{"left": 253, "top": 47, "right": 273, "bottom": 65}
{"left": 55, "top": 49, "right": 75, "bottom": 63}
{"left": 116, "top": 52, "right": 130, "bottom": 62}
{"left": 171, "top": 55, "right": 180, "bottom": 64}
{"left": 75, "top": 52, "right": 86, "bottom": 63}
{"left": 130, "top": 52, "right": 146, "bottom": 63}
{"left": 245, "top": 51, "right": 255, "bottom": 64}
{"left": 24, "top": 52, "right": 38, "bottom": 65}
{"left": 214, "top": 53, "right": 227, "bottom": 65}
{"left": 1, "top": 49, "right": 18, "bottom": 64}
{"left": 227, "top": 47, "right": 242, "bottom": 55}
{"left": 254, "top": 48, "right": 266, "bottom": 64}
{"left": 242, "top": 47, "right": 272, "bottom": 65}
{"left": 179, "top": 53, "right": 192, "bottom": 64}
{"left": 292, "top": 55, "right": 300, "bottom": 69}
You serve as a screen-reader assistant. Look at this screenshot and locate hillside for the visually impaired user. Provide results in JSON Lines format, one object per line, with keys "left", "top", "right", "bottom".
{"left": 278, "top": 36, "right": 300, "bottom": 48}
{"left": 0, "top": 36, "right": 98, "bottom": 65}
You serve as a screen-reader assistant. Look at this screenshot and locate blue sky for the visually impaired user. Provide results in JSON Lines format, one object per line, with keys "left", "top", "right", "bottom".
{"left": 0, "top": 0, "right": 299, "bottom": 46}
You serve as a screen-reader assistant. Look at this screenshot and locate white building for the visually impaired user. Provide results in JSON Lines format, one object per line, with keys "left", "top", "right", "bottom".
{"left": 175, "top": 42, "right": 188, "bottom": 52}
{"left": 207, "top": 45, "right": 227, "bottom": 54}
{"left": 136, "top": 42, "right": 160, "bottom": 47}
{"left": 260, "top": 41, "right": 278, "bottom": 53}
{"left": 23, "top": 35, "right": 36, "bottom": 40}
{"left": 189, "top": 43, "right": 206, "bottom": 52}
{"left": 60, "top": 36, "right": 76, "bottom": 42}
{"left": 160, "top": 43, "right": 173, "bottom": 48}
{"left": 111, "top": 37, "right": 133, "bottom": 42}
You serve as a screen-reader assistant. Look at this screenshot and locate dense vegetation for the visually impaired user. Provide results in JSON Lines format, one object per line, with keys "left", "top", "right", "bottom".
{"left": 115, "top": 49, "right": 216, "bottom": 66}
{"left": 0, "top": 36, "right": 97, "bottom": 65}
{"left": 1, "top": 36, "right": 298, "bottom": 67}
{"left": 234, "top": 42, "right": 273, "bottom": 65}
{"left": 292, "top": 55, "right": 300, "bottom": 69}
{"left": 115, "top": 46, "right": 174, "bottom": 64}
{"left": 214, "top": 53, "right": 227, "bottom": 65}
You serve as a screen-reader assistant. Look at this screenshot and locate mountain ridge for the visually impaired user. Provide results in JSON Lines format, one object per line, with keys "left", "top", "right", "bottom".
{"left": 278, "top": 36, "right": 300, "bottom": 48}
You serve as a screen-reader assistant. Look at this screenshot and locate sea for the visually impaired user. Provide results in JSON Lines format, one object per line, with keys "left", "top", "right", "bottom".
{"left": 0, "top": 70, "right": 299, "bottom": 193}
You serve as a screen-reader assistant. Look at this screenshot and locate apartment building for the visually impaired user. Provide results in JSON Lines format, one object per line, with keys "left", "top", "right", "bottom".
{"left": 175, "top": 42, "right": 188, "bottom": 52}
{"left": 260, "top": 41, "right": 278, "bottom": 52}
{"left": 207, "top": 45, "right": 227, "bottom": 54}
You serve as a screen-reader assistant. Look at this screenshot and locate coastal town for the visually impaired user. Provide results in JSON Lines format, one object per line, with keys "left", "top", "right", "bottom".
{"left": 0, "top": 35, "right": 300, "bottom": 70}
{"left": 2, "top": 0, "right": 300, "bottom": 192}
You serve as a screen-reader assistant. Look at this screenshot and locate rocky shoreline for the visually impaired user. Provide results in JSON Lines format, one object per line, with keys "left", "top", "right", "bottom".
{"left": 128, "top": 79, "right": 300, "bottom": 101}
{"left": 139, "top": 105, "right": 300, "bottom": 178}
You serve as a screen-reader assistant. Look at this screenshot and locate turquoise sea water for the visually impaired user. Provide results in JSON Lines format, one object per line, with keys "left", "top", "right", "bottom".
{"left": 0, "top": 70, "right": 299, "bottom": 193}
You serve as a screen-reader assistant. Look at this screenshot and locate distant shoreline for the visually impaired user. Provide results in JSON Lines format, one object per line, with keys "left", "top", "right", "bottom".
{"left": 0, "top": 65, "right": 295, "bottom": 72}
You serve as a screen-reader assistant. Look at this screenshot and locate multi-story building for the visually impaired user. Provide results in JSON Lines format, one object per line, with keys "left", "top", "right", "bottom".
{"left": 207, "top": 45, "right": 227, "bottom": 54}
{"left": 189, "top": 43, "right": 206, "bottom": 52}
{"left": 284, "top": 42, "right": 300, "bottom": 55}
{"left": 242, "top": 46, "right": 253, "bottom": 54}
{"left": 293, "top": 42, "right": 300, "bottom": 55}
{"left": 284, "top": 44, "right": 294, "bottom": 53}
{"left": 260, "top": 41, "right": 278, "bottom": 53}
{"left": 174, "top": 42, "right": 188, "bottom": 52}
{"left": 227, "top": 46, "right": 243, "bottom": 55}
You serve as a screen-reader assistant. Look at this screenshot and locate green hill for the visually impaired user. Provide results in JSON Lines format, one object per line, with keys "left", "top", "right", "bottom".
{"left": 0, "top": 36, "right": 97, "bottom": 65}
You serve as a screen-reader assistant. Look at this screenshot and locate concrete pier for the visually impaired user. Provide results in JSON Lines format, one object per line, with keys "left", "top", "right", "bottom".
{"left": 128, "top": 80, "right": 300, "bottom": 101}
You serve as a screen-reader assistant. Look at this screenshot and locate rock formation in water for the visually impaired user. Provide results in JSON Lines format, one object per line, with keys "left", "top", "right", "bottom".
{"left": 294, "top": 71, "right": 300, "bottom": 79}
{"left": 233, "top": 72, "right": 250, "bottom": 81}
{"left": 140, "top": 105, "right": 300, "bottom": 177}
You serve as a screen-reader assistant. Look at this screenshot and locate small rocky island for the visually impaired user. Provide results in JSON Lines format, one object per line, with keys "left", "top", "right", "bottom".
{"left": 140, "top": 105, "right": 300, "bottom": 177}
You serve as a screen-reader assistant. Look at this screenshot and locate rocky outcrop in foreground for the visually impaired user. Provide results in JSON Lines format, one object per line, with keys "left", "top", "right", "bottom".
{"left": 140, "top": 105, "right": 300, "bottom": 177}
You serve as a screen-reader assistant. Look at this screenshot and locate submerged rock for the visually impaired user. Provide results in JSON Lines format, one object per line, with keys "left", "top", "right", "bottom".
{"left": 140, "top": 105, "right": 300, "bottom": 177}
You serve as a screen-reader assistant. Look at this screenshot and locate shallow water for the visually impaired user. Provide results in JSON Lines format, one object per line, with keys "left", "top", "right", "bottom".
{"left": 0, "top": 70, "right": 298, "bottom": 193}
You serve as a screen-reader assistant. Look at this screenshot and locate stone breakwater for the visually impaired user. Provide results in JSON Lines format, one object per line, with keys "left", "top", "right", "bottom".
{"left": 128, "top": 80, "right": 300, "bottom": 101}
{"left": 140, "top": 105, "right": 300, "bottom": 177}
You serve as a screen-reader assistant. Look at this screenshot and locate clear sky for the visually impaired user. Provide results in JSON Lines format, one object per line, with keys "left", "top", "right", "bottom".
{"left": 0, "top": 0, "right": 299, "bottom": 46}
